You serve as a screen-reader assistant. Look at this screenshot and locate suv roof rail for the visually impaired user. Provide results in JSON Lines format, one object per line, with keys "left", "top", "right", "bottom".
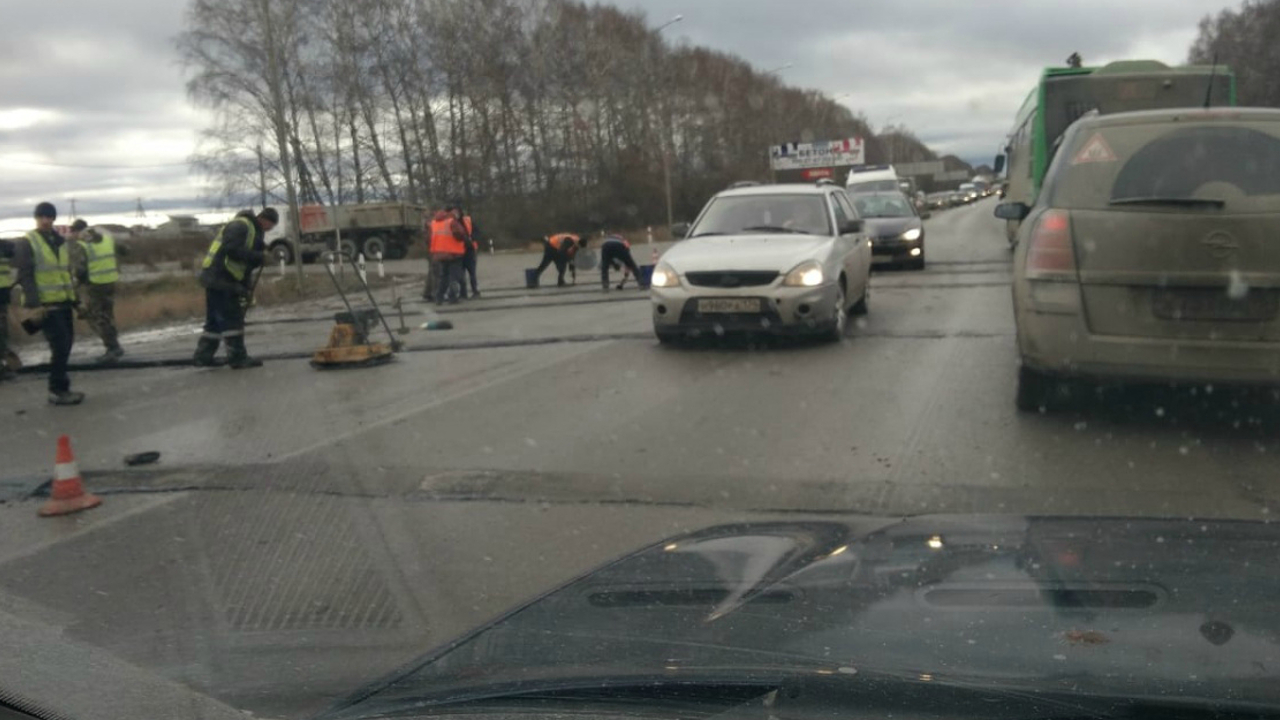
{"left": 728, "top": 181, "right": 762, "bottom": 189}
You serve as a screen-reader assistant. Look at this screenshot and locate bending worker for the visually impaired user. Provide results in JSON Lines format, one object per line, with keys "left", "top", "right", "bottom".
{"left": 13, "top": 202, "right": 82, "bottom": 405}
{"left": 599, "top": 233, "right": 643, "bottom": 291}
{"left": 68, "top": 219, "right": 127, "bottom": 363}
{"left": 193, "top": 208, "right": 277, "bottom": 369}
{"left": 428, "top": 202, "right": 469, "bottom": 305}
{"left": 534, "top": 233, "right": 584, "bottom": 287}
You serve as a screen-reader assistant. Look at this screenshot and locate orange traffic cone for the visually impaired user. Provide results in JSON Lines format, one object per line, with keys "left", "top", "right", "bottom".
{"left": 38, "top": 435, "right": 102, "bottom": 517}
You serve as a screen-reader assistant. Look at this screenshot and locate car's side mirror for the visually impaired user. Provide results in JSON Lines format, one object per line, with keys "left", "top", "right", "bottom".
{"left": 993, "top": 155, "right": 1006, "bottom": 174}
{"left": 993, "top": 202, "right": 1030, "bottom": 221}
{"left": 670, "top": 222, "right": 691, "bottom": 239}
{"left": 841, "top": 219, "right": 864, "bottom": 234}
{"left": 920, "top": 211, "right": 932, "bottom": 220}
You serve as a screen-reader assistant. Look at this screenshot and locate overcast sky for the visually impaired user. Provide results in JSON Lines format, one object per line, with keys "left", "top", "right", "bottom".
{"left": 0, "top": 0, "right": 1231, "bottom": 231}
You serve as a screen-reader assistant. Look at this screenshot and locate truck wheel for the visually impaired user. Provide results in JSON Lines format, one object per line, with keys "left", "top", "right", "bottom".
{"left": 269, "top": 242, "right": 295, "bottom": 265}
{"left": 339, "top": 238, "right": 360, "bottom": 261}
{"left": 363, "top": 236, "right": 387, "bottom": 260}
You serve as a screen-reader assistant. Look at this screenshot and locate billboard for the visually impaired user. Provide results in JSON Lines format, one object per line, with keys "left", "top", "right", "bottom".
{"left": 770, "top": 137, "right": 865, "bottom": 171}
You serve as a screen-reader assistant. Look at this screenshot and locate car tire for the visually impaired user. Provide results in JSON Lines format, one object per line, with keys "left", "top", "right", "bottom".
{"left": 363, "top": 235, "right": 387, "bottom": 260}
{"left": 821, "top": 284, "right": 848, "bottom": 343}
{"left": 269, "top": 242, "right": 295, "bottom": 266}
{"left": 1015, "top": 365, "right": 1058, "bottom": 413}
{"left": 850, "top": 282, "right": 869, "bottom": 316}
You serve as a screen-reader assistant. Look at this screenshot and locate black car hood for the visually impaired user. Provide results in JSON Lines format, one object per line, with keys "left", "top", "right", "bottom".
{"left": 327, "top": 516, "right": 1280, "bottom": 715}
{"left": 862, "top": 216, "right": 920, "bottom": 239}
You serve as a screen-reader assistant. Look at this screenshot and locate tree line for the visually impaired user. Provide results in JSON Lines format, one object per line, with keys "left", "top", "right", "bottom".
{"left": 177, "top": 0, "right": 945, "bottom": 243}
{"left": 1189, "top": 0, "right": 1280, "bottom": 107}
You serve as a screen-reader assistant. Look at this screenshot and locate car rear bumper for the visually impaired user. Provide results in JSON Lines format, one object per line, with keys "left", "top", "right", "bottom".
{"left": 1017, "top": 308, "right": 1280, "bottom": 386}
{"left": 652, "top": 284, "right": 840, "bottom": 336}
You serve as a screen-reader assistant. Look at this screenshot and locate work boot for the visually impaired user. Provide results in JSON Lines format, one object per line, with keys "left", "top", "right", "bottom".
{"left": 97, "top": 346, "right": 125, "bottom": 364}
{"left": 225, "top": 337, "right": 263, "bottom": 369}
{"left": 193, "top": 336, "right": 220, "bottom": 367}
{"left": 471, "top": 289, "right": 481, "bottom": 298}
{"left": 48, "top": 390, "right": 85, "bottom": 406}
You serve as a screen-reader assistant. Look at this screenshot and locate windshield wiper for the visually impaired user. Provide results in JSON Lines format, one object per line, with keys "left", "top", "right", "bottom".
{"left": 740, "top": 225, "right": 810, "bottom": 234}
{"left": 1110, "top": 197, "right": 1226, "bottom": 208}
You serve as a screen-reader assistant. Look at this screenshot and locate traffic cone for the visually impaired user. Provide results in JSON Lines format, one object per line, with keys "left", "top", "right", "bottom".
{"left": 38, "top": 435, "right": 102, "bottom": 517}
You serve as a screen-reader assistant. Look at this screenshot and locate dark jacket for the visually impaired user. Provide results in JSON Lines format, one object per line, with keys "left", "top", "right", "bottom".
{"left": 200, "top": 212, "right": 266, "bottom": 292}
{"left": 0, "top": 239, "right": 13, "bottom": 305}
{"left": 13, "top": 229, "right": 74, "bottom": 309}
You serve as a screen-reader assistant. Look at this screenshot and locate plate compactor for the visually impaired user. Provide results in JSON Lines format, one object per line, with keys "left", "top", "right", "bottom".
{"left": 311, "top": 252, "right": 403, "bottom": 369}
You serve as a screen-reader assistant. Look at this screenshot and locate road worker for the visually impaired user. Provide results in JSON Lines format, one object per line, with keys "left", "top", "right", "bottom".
{"left": 599, "top": 233, "right": 643, "bottom": 290}
{"left": 534, "top": 233, "right": 585, "bottom": 287}
{"left": 12, "top": 202, "right": 81, "bottom": 405}
{"left": 428, "top": 202, "right": 469, "bottom": 305}
{"left": 68, "top": 219, "right": 127, "bottom": 363}
{"left": 193, "top": 208, "right": 276, "bottom": 368}
{"left": 457, "top": 201, "right": 482, "bottom": 299}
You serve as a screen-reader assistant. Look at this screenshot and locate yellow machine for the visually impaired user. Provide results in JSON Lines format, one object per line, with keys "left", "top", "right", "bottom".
{"left": 311, "top": 253, "right": 402, "bottom": 369}
{"left": 311, "top": 309, "right": 396, "bottom": 369}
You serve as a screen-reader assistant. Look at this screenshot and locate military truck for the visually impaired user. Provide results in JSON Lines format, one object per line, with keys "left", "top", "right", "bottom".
{"left": 264, "top": 202, "right": 430, "bottom": 264}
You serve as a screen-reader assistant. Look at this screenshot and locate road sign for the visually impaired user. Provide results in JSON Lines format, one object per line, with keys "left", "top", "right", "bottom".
{"left": 801, "top": 168, "right": 834, "bottom": 180}
{"left": 770, "top": 137, "right": 865, "bottom": 171}
{"left": 895, "top": 161, "right": 945, "bottom": 177}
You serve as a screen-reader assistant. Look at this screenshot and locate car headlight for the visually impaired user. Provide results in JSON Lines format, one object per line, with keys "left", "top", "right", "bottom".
{"left": 900, "top": 228, "right": 922, "bottom": 242}
{"left": 650, "top": 264, "right": 680, "bottom": 288}
{"left": 783, "top": 260, "right": 825, "bottom": 287}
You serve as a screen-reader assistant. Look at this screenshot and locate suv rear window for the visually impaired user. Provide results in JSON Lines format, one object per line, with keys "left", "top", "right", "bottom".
{"left": 1046, "top": 119, "right": 1280, "bottom": 213}
{"left": 849, "top": 179, "right": 900, "bottom": 194}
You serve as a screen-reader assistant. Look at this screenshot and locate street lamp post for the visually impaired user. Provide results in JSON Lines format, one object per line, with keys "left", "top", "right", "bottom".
{"left": 655, "top": 14, "right": 683, "bottom": 230}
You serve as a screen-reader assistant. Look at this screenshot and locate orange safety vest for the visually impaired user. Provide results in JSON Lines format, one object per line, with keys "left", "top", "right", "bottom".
{"left": 548, "top": 234, "right": 579, "bottom": 256}
{"left": 462, "top": 216, "right": 476, "bottom": 248}
{"left": 430, "top": 217, "right": 466, "bottom": 256}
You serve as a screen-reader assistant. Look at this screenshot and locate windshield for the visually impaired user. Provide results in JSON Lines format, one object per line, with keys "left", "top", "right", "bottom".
{"left": 690, "top": 194, "right": 832, "bottom": 236}
{"left": 848, "top": 179, "right": 901, "bottom": 194}
{"left": 5, "top": 3, "right": 1280, "bottom": 720}
{"left": 853, "top": 194, "right": 915, "bottom": 218}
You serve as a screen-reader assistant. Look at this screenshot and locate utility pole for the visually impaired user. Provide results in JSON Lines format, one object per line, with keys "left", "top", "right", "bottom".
{"left": 257, "top": 143, "right": 268, "bottom": 209}
{"left": 69, "top": 198, "right": 77, "bottom": 221}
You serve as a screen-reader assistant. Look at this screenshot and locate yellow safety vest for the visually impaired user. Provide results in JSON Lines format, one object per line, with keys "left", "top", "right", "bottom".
{"left": 83, "top": 233, "right": 120, "bottom": 285}
{"left": 25, "top": 230, "right": 75, "bottom": 305}
{"left": 0, "top": 252, "right": 12, "bottom": 287}
{"left": 202, "top": 217, "right": 257, "bottom": 282}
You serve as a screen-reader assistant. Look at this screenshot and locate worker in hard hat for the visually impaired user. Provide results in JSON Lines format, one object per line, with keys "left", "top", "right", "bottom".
{"left": 68, "top": 219, "right": 127, "bottom": 363}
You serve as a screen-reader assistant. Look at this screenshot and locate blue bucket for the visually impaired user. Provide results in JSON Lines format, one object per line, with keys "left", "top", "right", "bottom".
{"left": 525, "top": 268, "right": 540, "bottom": 288}
{"left": 638, "top": 264, "right": 655, "bottom": 288}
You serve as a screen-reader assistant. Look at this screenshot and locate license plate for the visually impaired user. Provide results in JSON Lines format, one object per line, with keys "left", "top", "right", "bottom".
{"left": 1152, "top": 290, "right": 1279, "bottom": 322}
{"left": 697, "top": 298, "right": 762, "bottom": 314}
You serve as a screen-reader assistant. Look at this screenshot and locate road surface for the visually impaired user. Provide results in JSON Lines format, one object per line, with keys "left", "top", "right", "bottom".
{"left": 2, "top": 198, "right": 1277, "bottom": 718}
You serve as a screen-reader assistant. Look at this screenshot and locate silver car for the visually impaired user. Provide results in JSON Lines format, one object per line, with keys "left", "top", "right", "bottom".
{"left": 651, "top": 182, "right": 872, "bottom": 343}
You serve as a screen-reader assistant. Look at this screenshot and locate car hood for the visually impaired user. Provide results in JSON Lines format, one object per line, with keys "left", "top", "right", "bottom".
{"left": 665, "top": 234, "right": 834, "bottom": 272}
{"left": 325, "top": 516, "right": 1280, "bottom": 716}
{"left": 862, "top": 216, "right": 921, "bottom": 239}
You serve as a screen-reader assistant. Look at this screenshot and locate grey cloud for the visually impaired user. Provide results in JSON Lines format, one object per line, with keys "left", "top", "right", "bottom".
{"left": 0, "top": 0, "right": 1234, "bottom": 219}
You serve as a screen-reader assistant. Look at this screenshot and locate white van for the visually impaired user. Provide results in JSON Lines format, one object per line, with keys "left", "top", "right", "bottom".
{"left": 846, "top": 164, "right": 901, "bottom": 195}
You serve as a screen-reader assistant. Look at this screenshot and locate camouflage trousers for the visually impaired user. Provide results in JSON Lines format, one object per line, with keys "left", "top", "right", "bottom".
{"left": 82, "top": 283, "right": 120, "bottom": 352}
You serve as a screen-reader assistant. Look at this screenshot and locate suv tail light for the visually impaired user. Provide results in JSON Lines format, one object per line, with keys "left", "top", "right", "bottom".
{"left": 1025, "top": 210, "right": 1077, "bottom": 279}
